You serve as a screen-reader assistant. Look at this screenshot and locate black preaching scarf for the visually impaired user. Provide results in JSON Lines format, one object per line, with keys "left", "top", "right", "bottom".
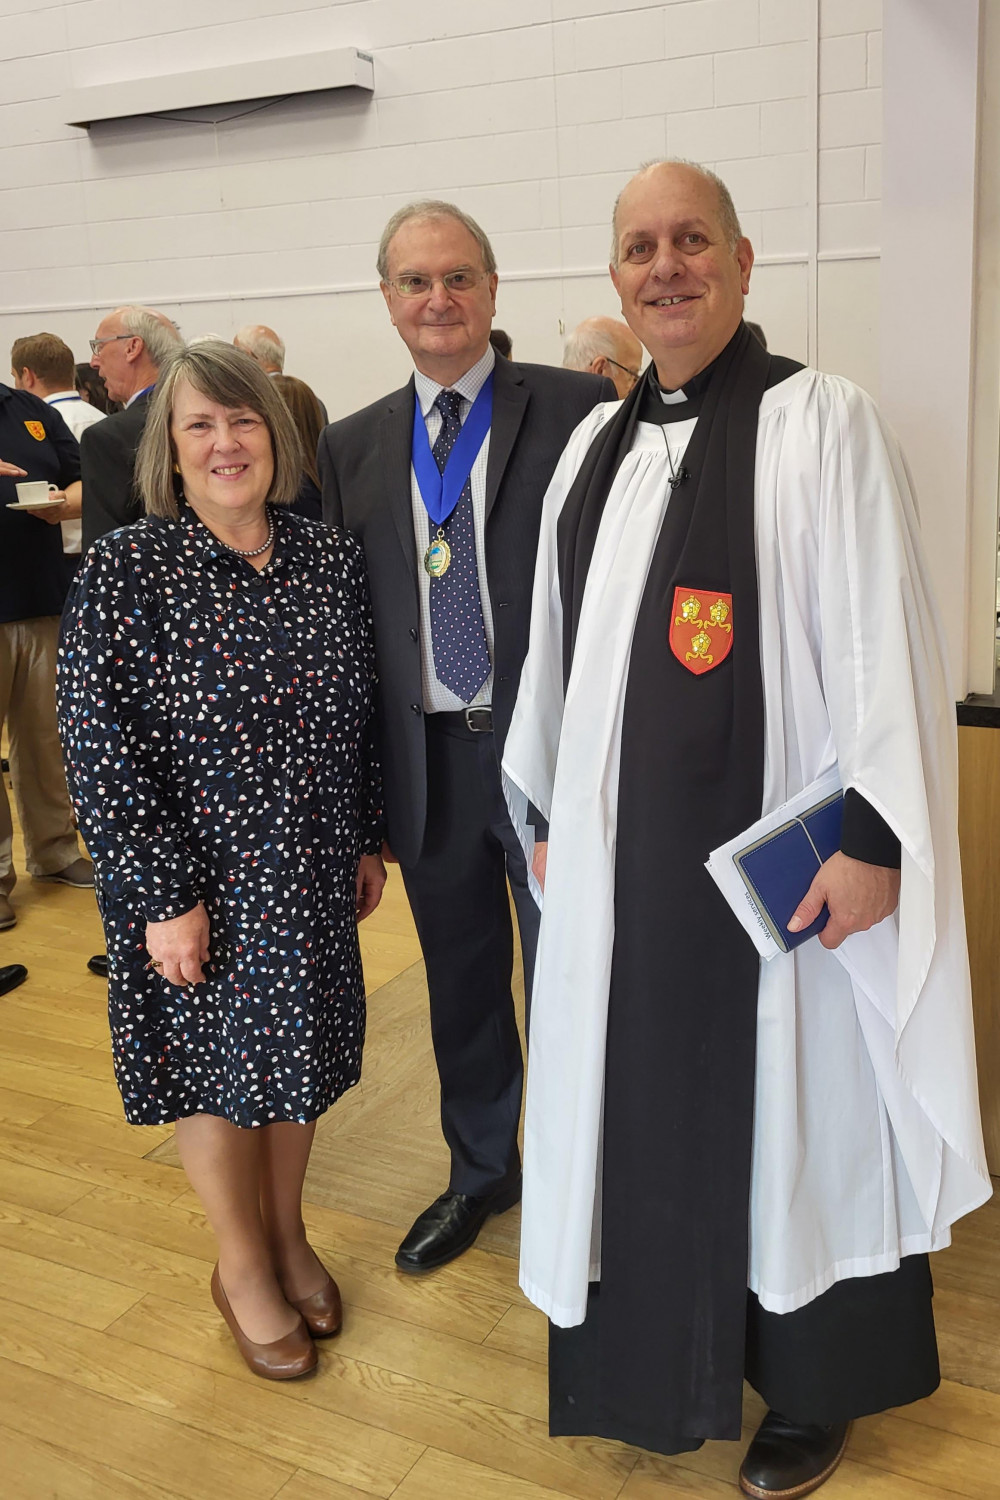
{"left": 549, "top": 322, "right": 781, "bottom": 1454}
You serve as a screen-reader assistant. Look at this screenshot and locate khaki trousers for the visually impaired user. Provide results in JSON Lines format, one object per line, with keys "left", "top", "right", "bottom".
{"left": 0, "top": 617, "right": 80, "bottom": 892}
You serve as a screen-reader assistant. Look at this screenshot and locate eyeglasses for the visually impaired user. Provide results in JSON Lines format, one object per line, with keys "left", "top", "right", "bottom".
{"left": 605, "top": 356, "right": 640, "bottom": 386}
{"left": 384, "top": 270, "right": 488, "bottom": 298}
{"left": 89, "top": 333, "right": 135, "bottom": 355}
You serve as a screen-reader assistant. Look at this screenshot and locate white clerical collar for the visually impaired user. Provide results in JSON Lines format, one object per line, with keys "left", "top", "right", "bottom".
{"left": 415, "top": 343, "right": 496, "bottom": 418}
{"left": 658, "top": 386, "right": 690, "bottom": 405}
{"left": 44, "top": 390, "right": 81, "bottom": 405}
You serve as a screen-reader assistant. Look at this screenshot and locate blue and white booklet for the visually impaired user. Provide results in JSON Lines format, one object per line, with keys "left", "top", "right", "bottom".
{"left": 705, "top": 771, "right": 843, "bottom": 960}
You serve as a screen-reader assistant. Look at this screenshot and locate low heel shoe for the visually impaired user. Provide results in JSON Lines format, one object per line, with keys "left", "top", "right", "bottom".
{"left": 210, "top": 1264, "right": 317, "bottom": 1380}
{"left": 288, "top": 1269, "right": 343, "bottom": 1338}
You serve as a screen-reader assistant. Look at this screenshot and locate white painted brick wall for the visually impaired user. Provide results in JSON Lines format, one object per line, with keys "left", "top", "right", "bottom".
{"left": 0, "top": 0, "right": 884, "bottom": 412}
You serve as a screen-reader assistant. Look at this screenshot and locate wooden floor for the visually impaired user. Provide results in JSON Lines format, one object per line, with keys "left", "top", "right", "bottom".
{"left": 1, "top": 816, "right": 999, "bottom": 1499}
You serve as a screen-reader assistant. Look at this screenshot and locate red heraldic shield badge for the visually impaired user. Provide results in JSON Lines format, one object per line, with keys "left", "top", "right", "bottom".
{"left": 668, "top": 587, "right": 734, "bottom": 675}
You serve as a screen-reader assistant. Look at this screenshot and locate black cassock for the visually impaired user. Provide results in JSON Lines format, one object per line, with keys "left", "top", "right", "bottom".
{"left": 548, "top": 326, "right": 939, "bottom": 1455}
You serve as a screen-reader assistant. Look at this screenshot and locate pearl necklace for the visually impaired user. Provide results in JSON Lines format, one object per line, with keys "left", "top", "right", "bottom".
{"left": 219, "top": 510, "right": 275, "bottom": 558}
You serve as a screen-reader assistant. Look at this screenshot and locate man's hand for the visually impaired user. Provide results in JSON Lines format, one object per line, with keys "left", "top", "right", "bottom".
{"left": 145, "top": 903, "right": 211, "bottom": 987}
{"left": 24, "top": 492, "right": 69, "bottom": 524}
{"left": 787, "top": 851, "right": 900, "bottom": 950}
{"left": 532, "top": 840, "right": 548, "bottom": 893}
{"left": 0, "top": 459, "right": 28, "bottom": 480}
{"left": 356, "top": 852, "right": 387, "bottom": 921}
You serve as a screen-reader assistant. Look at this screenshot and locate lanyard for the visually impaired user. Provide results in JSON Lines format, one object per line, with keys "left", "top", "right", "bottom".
{"left": 411, "top": 376, "right": 493, "bottom": 527}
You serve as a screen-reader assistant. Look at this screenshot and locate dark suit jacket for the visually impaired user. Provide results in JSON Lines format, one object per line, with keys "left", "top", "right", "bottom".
{"left": 318, "top": 356, "right": 614, "bottom": 867}
{"left": 80, "top": 391, "right": 152, "bottom": 552}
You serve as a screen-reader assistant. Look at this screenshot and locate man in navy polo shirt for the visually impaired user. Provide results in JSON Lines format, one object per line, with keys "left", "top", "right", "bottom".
{"left": 0, "top": 381, "right": 93, "bottom": 931}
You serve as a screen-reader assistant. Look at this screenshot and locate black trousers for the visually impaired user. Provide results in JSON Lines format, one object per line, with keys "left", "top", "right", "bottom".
{"left": 399, "top": 714, "right": 538, "bottom": 1197}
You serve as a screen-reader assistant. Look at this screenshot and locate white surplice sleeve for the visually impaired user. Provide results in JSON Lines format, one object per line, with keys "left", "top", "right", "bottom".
{"left": 814, "top": 375, "right": 991, "bottom": 1230}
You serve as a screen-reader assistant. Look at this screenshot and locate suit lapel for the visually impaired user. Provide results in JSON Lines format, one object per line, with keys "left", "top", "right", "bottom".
{"left": 380, "top": 379, "right": 418, "bottom": 583}
{"left": 485, "top": 358, "right": 528, "bottom": 520}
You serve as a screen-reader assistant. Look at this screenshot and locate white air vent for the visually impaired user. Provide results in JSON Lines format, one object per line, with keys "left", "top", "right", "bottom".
{"left": 62, "top": 48, "right": 374, "bottom": 129}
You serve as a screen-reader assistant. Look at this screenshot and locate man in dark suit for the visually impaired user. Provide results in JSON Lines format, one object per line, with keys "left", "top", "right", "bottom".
{"left": 319, "top": 201, "right": 614, "bottom": 1272}
{"left": 78, "top": 305, "right": 181, "bottom": 978}
{"left": 80, "top": 306, "right": 181, "bottom": 552}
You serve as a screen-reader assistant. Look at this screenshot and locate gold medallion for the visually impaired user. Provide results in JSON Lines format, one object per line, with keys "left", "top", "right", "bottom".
{"left": 424, "top": 531, "right": 452, "bottom": 578}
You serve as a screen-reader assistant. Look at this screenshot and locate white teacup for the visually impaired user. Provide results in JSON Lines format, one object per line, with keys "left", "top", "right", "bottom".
{"left": 14, "top": 481, "right": 59, "bottom": 505}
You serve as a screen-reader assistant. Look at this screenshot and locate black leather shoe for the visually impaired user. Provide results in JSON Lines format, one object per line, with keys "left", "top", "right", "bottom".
{"left": 395, "top": 1178, "right": 522, "bottom": 1274}
{"left": 87, "top": 953, "right": 108, "bottom": 977}
{"left": 0, "top": 964, "right": 28, "bottom": 997}
{"left": 739, "top": 1411, "right": 851, "bottom": 1498}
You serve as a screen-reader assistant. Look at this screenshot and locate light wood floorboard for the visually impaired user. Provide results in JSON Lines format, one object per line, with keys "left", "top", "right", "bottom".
{"left": 1, "top": 809, "right": 998, "bottom": 1498}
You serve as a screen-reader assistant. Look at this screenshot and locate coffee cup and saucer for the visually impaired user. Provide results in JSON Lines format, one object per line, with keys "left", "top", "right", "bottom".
{"left": 7, "top": 481, "right": 63, "bottom": 511}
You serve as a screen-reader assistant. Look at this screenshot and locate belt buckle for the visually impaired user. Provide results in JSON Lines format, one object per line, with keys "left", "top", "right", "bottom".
{"left": 464, "top": 706, "right": 493, "bottom": 733}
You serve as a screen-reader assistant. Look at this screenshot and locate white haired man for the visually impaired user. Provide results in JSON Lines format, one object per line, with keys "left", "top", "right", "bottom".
{"left": 563, "top": 314, "right": 643, "bottom": 399}
{"left": 319, "top": 200, "right": 615, "bottom": 1275}
{"left": 234, "top": 325, "right": 327, "bottom": 421}
{"left": 504, "top": 160, "right": 990, "bottom": 1496}
{"left": 234, "top": 323, "right": 286, "bottom": 373}
{"left": 80, "top": 306, "right": 181, "bottom": 551}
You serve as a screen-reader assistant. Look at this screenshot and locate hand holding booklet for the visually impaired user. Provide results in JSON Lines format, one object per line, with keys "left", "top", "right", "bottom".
{"left": 705, "top": 771, "right": 844, "bottom": 960}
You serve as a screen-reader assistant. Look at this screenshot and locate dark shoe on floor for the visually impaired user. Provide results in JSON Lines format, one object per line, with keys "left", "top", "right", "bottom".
{"left": 395, "top": 1178, "right": 522, "bottom": 1274}
{"left": 210, "top": 1264, "right": 317, "bottom": 1380}
{"left": 87, "top": 953, "right": 108, "bottom": 978}
{"left": 34, "top": 857, "right": 94, "bottom": 888}
{"left": 0, "top": 894, "right": 14, "bottom": 931}
{"left": 0, "top": 964, "right": 28, "bottom": 997}
{"left": 739, "top": 1411, "right": 851, "bottom": 1498}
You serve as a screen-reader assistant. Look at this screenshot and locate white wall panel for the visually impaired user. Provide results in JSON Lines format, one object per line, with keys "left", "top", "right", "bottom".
{"left": 0, "top": 0, "right": 883, "bottom": 430}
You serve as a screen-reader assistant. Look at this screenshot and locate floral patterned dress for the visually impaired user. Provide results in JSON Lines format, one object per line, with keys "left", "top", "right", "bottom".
{"left": 58, "top": 505, "right": 381, "bottom": 1127}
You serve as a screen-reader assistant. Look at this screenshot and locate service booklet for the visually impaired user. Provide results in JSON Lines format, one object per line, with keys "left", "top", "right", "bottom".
{"left": 705, "top": 770, "right": 843, "bottom": 961}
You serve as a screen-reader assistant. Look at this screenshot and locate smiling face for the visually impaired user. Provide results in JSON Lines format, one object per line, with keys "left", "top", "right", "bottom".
{"left": 610, "top": 163, "right": 753, "bottom": 387}
{"left": 380, "top": 215, "right": 498, "bottom": 384}
{"left": 170, "top": 378, "right": 274, "bottom": 526}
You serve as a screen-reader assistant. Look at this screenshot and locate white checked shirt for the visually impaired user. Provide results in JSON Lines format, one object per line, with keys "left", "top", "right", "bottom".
{"left": 411, "top": 344, "right": 496, "bottom": 712}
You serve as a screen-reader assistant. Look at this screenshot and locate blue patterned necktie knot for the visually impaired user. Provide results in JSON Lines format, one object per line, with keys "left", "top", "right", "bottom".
{"left": 428, "top": 388, "right": 491, "bottom": 703}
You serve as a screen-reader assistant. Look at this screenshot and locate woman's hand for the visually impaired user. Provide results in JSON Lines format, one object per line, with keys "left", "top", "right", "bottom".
{"left": 356, "top": 852, "right": 387, "bottom": 921}
{"left": 145, "top": 903, "right": 211, "bottom": 986}
{"left": 0, "top": 459, "right": 28, "bottom": 479}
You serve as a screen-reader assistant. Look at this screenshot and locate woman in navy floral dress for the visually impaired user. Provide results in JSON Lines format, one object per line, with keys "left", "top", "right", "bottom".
{"left": 59, "top": 342, "right": 385, "bottom": 1379}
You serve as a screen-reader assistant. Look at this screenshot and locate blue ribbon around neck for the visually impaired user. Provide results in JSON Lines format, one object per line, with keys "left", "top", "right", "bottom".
{"left": 411, "top": 375, "right": 493, "bottom": 527}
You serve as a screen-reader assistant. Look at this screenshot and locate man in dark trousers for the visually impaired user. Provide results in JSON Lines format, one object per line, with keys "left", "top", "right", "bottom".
{"left": 80, "top": 305, "right": 181, "bottom": 552}
{"left": 319, "top": 201, "right": 614, "bottom": 1272}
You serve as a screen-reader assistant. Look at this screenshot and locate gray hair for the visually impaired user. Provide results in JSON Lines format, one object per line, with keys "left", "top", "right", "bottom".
{"left": 117, "top": 305, "right": 182, "bottom": 370}
{"left": 234, "top": 325, "right": 286, "bottom": 372}
{"left": 377, "top": 200, "right": 497, "bottom": 281}
{"left": 136, "top": 340, "right": 303, "bottom": 520}
{"left": 563, "top": 321, "right": 619, "bottom": 372}
{"left": 610, "top": 159, "right": 743, "bottom": 268}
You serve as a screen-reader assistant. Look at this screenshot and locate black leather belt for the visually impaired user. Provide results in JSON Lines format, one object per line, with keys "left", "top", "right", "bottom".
{"left": 431, "top": 706, "right": 494, "bottom": 733}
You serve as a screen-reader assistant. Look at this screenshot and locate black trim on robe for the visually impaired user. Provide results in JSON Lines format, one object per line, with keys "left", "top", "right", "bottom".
{"left": 549, "top": 327, "right": 937, "bottom": 1455}
{"left": 841, "top": 788, "right": 902, "bottom": 868}
{"left": 553, "top": 324, "right": 773, "bottom": 1451}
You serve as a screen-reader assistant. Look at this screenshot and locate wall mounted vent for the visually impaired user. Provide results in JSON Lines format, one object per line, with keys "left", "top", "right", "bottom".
{"left": 62, "top": 48, "right": 374, "bottom": 129}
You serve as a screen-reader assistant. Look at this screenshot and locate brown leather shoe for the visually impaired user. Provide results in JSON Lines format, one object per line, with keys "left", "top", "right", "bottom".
{"left": 210, "top": 1264, "right": 317, "bottom": 1380}
{"left": 288, "top": 1269, "right": 343, "bottom": 1338}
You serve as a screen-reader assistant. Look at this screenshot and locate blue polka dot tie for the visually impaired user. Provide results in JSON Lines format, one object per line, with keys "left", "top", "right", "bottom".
{"left": 428, "top": 389, "right": 491, "bottom": 703}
